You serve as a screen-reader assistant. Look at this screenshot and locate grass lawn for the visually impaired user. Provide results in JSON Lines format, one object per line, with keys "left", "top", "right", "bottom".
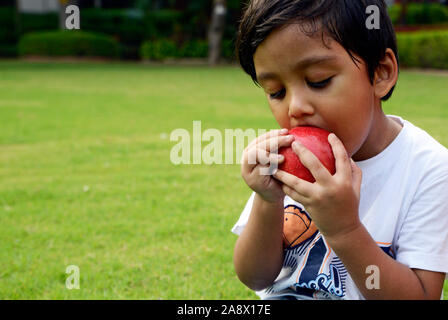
{"left": 0, "top": 61, "right": 447, "bottom": 299}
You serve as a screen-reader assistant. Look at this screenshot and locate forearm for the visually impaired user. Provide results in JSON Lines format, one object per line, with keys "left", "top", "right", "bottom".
{"left": 233, "top": 193, "right": 285, "bottom": 291}
{"left": 327, "top": 223, "right": 437, "bottom": 300}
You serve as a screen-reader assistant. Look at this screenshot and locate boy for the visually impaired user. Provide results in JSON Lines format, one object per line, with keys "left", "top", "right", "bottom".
{"left": 232, "top": 0, "right": 448, "bottom": 300}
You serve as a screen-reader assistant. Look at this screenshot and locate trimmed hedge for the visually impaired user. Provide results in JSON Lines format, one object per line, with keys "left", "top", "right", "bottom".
{"left": 1, "top": 5, "right": 240, "bottom": 60}
{"left": 81, "top": 8, "right": 145, "bottom": 45}
{"left": 140, "top": 39, "right": 179, "bottom": 60}
{"left": 397, "top": 31, "right": 448, "bottom": 69}
{"left": 18, "top": 30, "right": 120, "bottom": 58}
{"left": 388, "top": 3, "right": 448, "bottom": 25}
{"left": 20, "top": 13, "right": 58, "bottom": 34}
{"left": 0, "top": 7, "right": 19, "bottom": 56}
{"left": 140, "top": 38, "right": 235, "bottom": 61}
{"left": 140, "top": 39, "right": 208, "bottom": 60}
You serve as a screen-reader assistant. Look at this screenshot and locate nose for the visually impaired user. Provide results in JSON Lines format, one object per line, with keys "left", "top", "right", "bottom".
{"left": 287, "top": 91, "right": 314, "bottom": 120}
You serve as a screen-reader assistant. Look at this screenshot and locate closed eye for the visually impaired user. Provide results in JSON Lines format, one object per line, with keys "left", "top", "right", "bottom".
{"left": 269, "top": 88, "right": 286, "bottom": 100}
{"left": 307, "top": 76, "right": 333, "bottom": 89}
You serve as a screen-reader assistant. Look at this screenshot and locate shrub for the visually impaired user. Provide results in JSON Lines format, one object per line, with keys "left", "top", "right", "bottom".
{"left": 406, "top": 3, "right": 448, "bottom": 25}
{"left": 221, "top": 39, "right": 235, "bottom": 60}
{"left": 0, "top": 7, "right": 19, "bottom": 56}
{"left": 81, "top": 9, "right": 145, "bottom": 45}
{"left": 397, "top": 31, "right": 448, "bottom": 69}
{"left": 179, "top": 40, "right": 208, "bottom": 58}
{"left": 19, "top": 13, "right": 58, "bottom": 33}
{"left": 140, "top": 38, "right": 237, "bottom": 61}
{"left": 140, "top": 39, "right": 178, "bottom": 60}
{"left": 388, "top": 3, "right": 448, "bottom": 25}
{"left": 387, "top": 4, "right": 400, "bottom": 25}
{"left": 144, "top": 9, "right": 182, "bottom": 40}
{"left": 81, "top": 9, "right": 185, "bottom": 59}
{"left": 0, "top": 44, "right": 17, "bottom": 57}
{"left": 18, "top": 30, "right": 120, "bottom": 58}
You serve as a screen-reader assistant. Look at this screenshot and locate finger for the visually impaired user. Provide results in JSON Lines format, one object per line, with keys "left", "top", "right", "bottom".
{"left": 292, "top": 141, "right": 332, "bottom": 183}
{"left": 257, "top": 153, "right": 285, "bottom": 176}
{"left": 247, "top": 129, "right": 285, "bottom": 149}
{"left": 245, "top": 147, "right": 284, "bottom": 168}
{"left": 267, "top": 153, "right": 285, "bottom": 166}
{"left": 282, "top": 183, "right": 309, "bottom": 205}
{"left": 245, "top": 147, "right": 269, "bottom": 167}
{"left": 259, "top": 134, "right": 294, "bottom": 153}
{"left": 328, "top": 133, "right": 351, "bottom": 178}
{"left": 273, "top": 169, "right": 314, "bottom": 197}
{"left": 247, "top": 128, "right": 288, "bottom": 150}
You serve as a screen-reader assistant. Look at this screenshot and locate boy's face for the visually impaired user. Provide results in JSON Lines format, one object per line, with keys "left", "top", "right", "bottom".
{"left": 253, "top": 23, "right": 378, "bottom": 158}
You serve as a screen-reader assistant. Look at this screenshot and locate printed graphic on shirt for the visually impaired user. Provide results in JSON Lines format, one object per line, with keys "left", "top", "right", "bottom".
{"left": 378, "top": 242, "right": 395, "bottom": 259}
{"left": 293, "top": 235, "right": 347, "bottom": 298}
{"left": 263, "top": 204, "right": 397, "bottom": 299}
{"left": 266, "top": 205, "right": 348, "bottom": 299}
{"left": 283, "top": 205, "right": 318, "bottom": 249}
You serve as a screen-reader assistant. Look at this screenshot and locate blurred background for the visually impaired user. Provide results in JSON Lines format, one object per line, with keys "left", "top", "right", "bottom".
{"left": 1, "top": 0, "right": 244, "bottom": 63}
{"left": 0, "top": 0, "right": 446, "bottom": 66}
{"left": 0, "top": 0, "right": 447, "bottom": 300}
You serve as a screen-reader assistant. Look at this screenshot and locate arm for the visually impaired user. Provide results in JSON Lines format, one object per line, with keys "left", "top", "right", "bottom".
{"left": 233, "top": 193, "right": 285, "bottom": 291}
{"left": 272, "top": 134, "right": 446, "bottom": 299}
{"left": 327, "top": 223, "right": 445, "bottom": 300}
{"left": 234, "top": 129, "right": 293, "bottom": 291}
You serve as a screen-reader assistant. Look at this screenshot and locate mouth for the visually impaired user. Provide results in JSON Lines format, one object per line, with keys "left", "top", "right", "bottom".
{"left": 292, "top": 124, "right": 321, "bottom": 130}
{"left": 289, "top": 124, "right": 332, "bottom": 134}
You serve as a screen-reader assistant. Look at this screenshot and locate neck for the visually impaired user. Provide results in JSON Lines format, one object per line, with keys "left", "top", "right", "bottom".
{"left": 352, "top": 110, "right": 402, "bottom": 162}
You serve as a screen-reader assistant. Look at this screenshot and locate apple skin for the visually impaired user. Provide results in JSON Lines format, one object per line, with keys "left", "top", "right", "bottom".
{"left": 278, "top": 127, "right": 336, "bottom": 183}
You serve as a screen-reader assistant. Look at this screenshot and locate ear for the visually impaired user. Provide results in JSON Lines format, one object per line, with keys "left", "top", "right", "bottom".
{"left": 373, "top": 48, "right": 399, "bottom": 99}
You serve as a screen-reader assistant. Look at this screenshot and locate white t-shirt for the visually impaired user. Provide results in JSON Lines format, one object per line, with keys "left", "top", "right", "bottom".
{"left": 231, "top": 115, "right": 448, "bottom": 300}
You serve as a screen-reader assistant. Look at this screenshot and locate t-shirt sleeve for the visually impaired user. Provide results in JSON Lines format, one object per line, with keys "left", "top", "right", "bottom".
{"left": 231, "top": 192, "right": 256, "bottom": 236}
{"left": 395, "top": 170, "right": 448, "bottom": 274}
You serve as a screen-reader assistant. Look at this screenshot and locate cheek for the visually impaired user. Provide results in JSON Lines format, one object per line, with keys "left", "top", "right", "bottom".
{"left": 338, "top": 124, "right": 370, "bottom": 157}
{"left": 269, "top": 103, "right": 290, "bottom": 127}
{"left": 326, "top": 102, "right": 374, "bottom": 157}
{"left": 329, "top": 81, "right": 375, "bottom": 155}
{"left": 337, "top": 108, "right": 374, "bottom": 157}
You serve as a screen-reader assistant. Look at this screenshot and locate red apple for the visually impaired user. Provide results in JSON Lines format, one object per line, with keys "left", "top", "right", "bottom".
{"left": 278, "top": 127, "right": 336, "bottom": 183}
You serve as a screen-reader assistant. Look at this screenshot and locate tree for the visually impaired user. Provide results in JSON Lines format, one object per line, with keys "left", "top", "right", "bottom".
{"left": 208, "top": 0, "right": 226, "bottom": 65}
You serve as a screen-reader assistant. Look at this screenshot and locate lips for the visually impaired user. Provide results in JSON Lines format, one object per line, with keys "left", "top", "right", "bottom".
{"left": 290, "top": 124, "right": 324, "bottom": 131}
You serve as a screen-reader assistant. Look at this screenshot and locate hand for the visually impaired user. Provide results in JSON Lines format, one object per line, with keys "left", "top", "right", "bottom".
{"left": 241, "top": 129, "right": 294, "bottom": 203}
{"left": 272, "top": 133, "right": 363, "bottom": 239}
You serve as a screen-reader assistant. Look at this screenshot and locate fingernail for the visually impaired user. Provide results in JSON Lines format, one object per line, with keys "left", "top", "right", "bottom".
{"left": 292, "top": 141, "right": 301, "bottom": 148}
{"left": 277, "top": 154, "right": 284, "bottom": 160}
{"left": 281, "top": 128, "right": 288, "bottom": 134}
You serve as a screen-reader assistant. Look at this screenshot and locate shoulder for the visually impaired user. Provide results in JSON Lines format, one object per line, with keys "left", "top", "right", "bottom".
{"left": 400, "top": 118, "right": 448, "bottom": 174}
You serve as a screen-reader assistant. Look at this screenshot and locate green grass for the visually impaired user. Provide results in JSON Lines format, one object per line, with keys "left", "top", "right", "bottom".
{"left": 0, "top": 61, "right": 447, "bottom": 299}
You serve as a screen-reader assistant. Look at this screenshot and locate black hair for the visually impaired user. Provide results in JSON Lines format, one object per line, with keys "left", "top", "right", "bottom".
{"left": 236, "top": 0, "right": 399, "bottom": 101}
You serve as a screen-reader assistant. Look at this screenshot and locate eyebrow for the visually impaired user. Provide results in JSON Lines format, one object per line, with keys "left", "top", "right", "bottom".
{"left": 256, "top": 55, "right": 338, "bottom": 83}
